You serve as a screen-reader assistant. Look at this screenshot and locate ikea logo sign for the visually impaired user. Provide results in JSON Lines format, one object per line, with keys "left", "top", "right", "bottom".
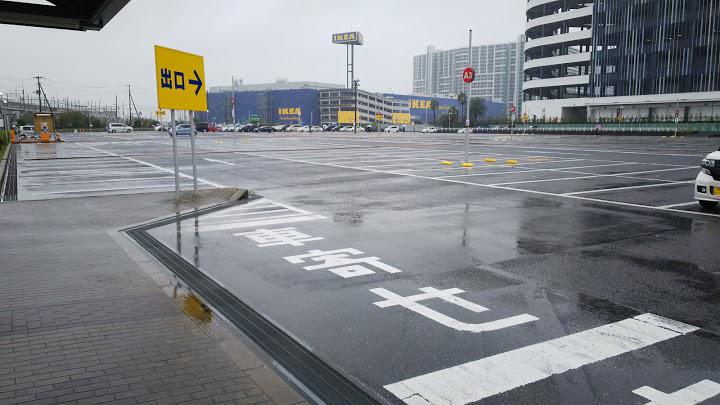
{"left": 334, "top": 33, "right": 356, "bottom": 42}
{"left": 278, "top": 108, "right": 302, "bottom": 115}
{"left": 411, "top": 100, "right": 433, "bottom": 110}
{"left": 332, "top": 31, "right": 364, "bottom": 45}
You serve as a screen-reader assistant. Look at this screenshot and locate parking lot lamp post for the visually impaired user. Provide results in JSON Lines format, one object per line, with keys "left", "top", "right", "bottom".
{"left": 675, "top": 98, "right": 680, "bottom": 137}
{"left": 0, "top": 94, "right": 7, "bottom": 144}
{"left": 353, "top": 79, "right": 360, "bottom": 134}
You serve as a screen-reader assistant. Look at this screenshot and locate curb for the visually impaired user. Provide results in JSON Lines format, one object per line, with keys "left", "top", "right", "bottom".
{"left": 109, "top": 191, "right": 310, "bottom": 405}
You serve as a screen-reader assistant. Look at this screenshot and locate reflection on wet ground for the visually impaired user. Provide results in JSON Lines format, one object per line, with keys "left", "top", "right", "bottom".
{"left": 137, "top": 193, "right": 720, "bottom": 404}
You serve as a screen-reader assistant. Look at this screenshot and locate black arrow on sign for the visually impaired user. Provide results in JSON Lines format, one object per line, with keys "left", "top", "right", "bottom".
{"left": 189, "top": 70, "right": 203, "bottom": 96}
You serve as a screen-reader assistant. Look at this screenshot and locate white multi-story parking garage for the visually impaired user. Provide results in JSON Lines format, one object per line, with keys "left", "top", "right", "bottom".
{"left": 523, "top": 0, "right": 720, "bottom": 123}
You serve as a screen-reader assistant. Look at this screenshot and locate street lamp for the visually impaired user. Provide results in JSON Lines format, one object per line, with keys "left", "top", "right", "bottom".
{"left": 0, "top": 93, "right": 8, "bottom": 144}
{"left": 353, "top": 79, "right": 360, "bottom": 134}
{"left": 448, "top": 110, "right": 453, "bottom": 129}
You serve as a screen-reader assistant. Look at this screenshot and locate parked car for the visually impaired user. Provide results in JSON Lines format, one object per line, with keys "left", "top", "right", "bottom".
{"left": 384, "top": 125, "right": 400, "bottom": 133}
{"left": 272, "top": 125, "right": 287, "bottom": 132}
{"left": 421, "top": 127, "right": 438, "bottom": 133}
{"left": 311, "top": 126, "right": 324, "bottom": 132}
{"left": 324, "top": 124, "right": 339, "bottom": 132}
{"left": 233, "top": 124, "right": 245, "bottom": 132}
{"left": 255, "top": 126, "right": 275, "bottom": 133}
{"left": 196, "top": 122, "right": 210, "bottom": 132}
{"left": 695, "top": 148, "right": 720, "bottom": 208}
{"left": 169, "top": 123, "right": 196, "bottom": 136}
{"left": 240, "top": 124, "right": 257, "bottom": 132}
{"left": 340, "top": 126, "right": 365, "bottom": 132}
{"left": 285, "top": 124, "right": 303, "bottom": 132}
{"left": 457, "top": 128, "right": 472, "bottom": 134}
{"left": 208, "top": 123, "right": 220, "bottom": 132}
{"left": 108, "top": 123, "right": 133, "bottom": 133}
{"left": 17, "top": 125, "right": 37, "bottom": 140}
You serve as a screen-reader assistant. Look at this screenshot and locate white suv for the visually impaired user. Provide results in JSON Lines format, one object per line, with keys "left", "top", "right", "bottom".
{"left": 108, "top": 123, "right": 133, "bottom": 133}
{"left": 695, "top": 149, "right": 720, "bottom": 208}
{"left": 384, "top": 125, "right": 399, "bottom": 133}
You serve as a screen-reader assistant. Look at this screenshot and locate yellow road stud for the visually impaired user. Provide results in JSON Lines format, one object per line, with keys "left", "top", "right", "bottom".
{"left": 441, "top": 161, "right": 454, "bottom": 166}
{"left": 484, "top": 158, "right": 497, "bottom": 163}
{"left": 461, "top": 162, "right": 475, "bottom": 168}
{"left": 506, "top": 159, "right": 519, "bottom": 165}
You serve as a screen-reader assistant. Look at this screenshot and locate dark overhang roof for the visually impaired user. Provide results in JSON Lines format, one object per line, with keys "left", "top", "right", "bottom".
{"left": 0, "top": 0, "right": 130, "bottom": 31}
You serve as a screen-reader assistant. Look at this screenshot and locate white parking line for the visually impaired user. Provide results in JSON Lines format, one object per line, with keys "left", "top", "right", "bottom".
{"left": 79, "top": 143, "right": 225, "bottom": 188}
{"left": 433, "top": 162, "right": 597, "bottom": 178}
{"left": 477, "top": 143, "right": 706, "bottom": 158}
{"left": 202, "top": 158, "right": 235, "bottom": 166}
{"left": 384, "top": 314, "right": 698, "bottom": 405}
{"left": 563, "top": 181, "right": 694, "bottom": 196}
{"left": 658, "top": 201, "right": 698, "bottom": 209}
{"left": 244, "top": 152, "right": 720, "bottom": 219}
{"left": 563, "top": 166, "right": 698, "bottom": 177}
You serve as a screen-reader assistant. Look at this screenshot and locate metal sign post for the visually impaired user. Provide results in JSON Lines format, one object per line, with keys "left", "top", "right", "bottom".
{"left": 189, "top": 110, "right": 198, "bottom": 192}
{"left": 463, "top": 30, "right": 473, "bottom": 167}
{"left": 171, "top": 110, "right": 180, "bottom": 196}
{"left": 510, "top": 104, "right": 516, "bottom": 140}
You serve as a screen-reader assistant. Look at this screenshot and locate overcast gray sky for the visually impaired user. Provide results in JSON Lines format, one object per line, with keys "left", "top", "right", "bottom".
{"left": 0, "top": 0, "right": 526, "bottom": 116}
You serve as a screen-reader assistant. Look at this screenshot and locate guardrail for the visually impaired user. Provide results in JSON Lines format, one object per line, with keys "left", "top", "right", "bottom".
{"left": 56, "top": 128, "right": 156, "bottom": 133}
{"left": 428, "top": 126, "right": 719, "bottom": 136}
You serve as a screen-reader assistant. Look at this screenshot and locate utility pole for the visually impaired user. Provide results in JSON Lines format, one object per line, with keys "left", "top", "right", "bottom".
{"left": 231, "top": 76, "right": 236, "bottom": 125}
{"left": 34, "top": 76, "right": 43, "bottom": 113}
{"left": 115, "top": 95, "right": 118, "bottom": 122}
{"left": 128, "top": 86, "right": 131, "bottom": 124}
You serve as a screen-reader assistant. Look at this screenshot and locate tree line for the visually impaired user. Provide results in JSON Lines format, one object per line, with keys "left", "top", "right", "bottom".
{"left": 427, "top": 93, "right": 487, "bottom": 127}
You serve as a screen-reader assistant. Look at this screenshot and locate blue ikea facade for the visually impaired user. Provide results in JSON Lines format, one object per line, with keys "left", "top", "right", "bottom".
{"left": 383, "top": 93, "right": 505, "bottom": 125}
{"left": 207, "top": 89, "right": 320, "bottom": 125}
{"left": 206, "top": 88, "right": 506, "bottom": 126}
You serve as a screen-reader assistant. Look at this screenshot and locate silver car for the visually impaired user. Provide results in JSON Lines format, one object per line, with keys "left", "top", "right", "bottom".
{"left": 171, "top": 124, "right": 197, "bottom": 136}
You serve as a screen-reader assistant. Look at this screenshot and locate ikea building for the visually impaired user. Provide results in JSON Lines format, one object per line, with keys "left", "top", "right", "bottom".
{"left": 206, "top": 81, "right": 505, "bottom": 126}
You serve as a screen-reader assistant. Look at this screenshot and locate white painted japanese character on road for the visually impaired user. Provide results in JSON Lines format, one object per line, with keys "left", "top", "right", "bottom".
{"left": 234, "top": 227, "right": 324, "bottom": 247}
{"left": 370, "top": 287, "right": 538, "bottom": 333}
{"left": 633, "top": 380, "right": 720, "bottom": 405}
{"left": 283, "top": 249, "right": 402, "bottom": 278}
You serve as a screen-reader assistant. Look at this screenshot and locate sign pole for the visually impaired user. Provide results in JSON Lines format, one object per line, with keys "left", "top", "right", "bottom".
{"left": 189, "top": 110, "right": 198, "bottom": 192}
{"left": 153, "top": 45, "right": 207, "bottom": 196}
{"left": 465, "top": 29, "right": 472, "bottom": 166}
{"left": 171, "top": 109, "right": 180, "bottom": 198}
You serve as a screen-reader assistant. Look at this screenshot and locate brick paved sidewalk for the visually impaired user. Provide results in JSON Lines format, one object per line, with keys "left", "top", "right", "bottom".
{"left": 0, "top": 191, "right": 308, "bottom": 405}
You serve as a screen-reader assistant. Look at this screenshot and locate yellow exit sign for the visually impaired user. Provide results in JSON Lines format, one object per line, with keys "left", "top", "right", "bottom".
{"left": 154, "top": 45, "right": 207, "bottom": 111}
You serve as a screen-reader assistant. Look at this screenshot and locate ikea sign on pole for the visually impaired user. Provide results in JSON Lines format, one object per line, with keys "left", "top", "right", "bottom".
{"left": 332, "top": 32, "right": 364, "bottom": 45}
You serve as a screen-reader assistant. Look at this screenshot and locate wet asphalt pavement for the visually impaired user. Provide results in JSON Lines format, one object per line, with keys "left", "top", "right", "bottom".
{"left": 14, "top": 132, "right": 720, "bottom": 404}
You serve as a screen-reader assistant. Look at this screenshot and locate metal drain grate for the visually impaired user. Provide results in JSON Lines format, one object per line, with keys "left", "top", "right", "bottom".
{"left": 124, "top": 200, "right": 379, "bottom": 405}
